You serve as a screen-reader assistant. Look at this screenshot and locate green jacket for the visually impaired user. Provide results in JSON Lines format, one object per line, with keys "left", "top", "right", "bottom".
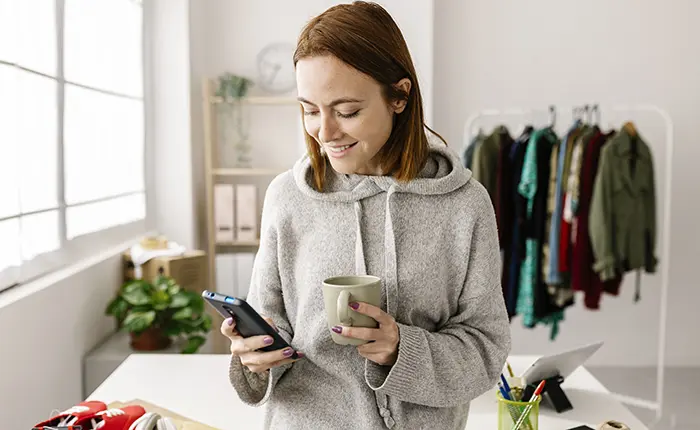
{"left": 589, "top": 128, "right": 658, "bottom": 280}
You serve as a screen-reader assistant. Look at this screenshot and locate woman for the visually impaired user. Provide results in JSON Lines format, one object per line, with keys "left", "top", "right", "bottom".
{"left": 220, "top": 2, "right": 511, "bottom": 429}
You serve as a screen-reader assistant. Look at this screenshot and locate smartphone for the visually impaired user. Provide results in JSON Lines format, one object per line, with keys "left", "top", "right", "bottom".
{"left": 202, "top": 290, "right": 297, "bottom": 358}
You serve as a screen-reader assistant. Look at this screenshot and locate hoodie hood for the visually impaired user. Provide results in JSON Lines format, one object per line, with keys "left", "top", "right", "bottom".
{"left": 292, "top": 140, "right": 472, "bottom": 202}
{"left": 292, "top": 140, "right": 471, "bottom": 428}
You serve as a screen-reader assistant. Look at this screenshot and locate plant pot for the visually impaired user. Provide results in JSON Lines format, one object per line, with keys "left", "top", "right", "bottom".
{"left": 130, "top": 327, "right": 172, "bottom": 351}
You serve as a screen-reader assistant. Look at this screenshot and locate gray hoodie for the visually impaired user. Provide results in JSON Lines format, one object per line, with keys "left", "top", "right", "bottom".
{"left": 228, "top": 140, "right": 511, "bottom": 429}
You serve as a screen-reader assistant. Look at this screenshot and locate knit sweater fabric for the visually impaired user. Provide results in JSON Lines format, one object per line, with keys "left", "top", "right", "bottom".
{"left": 228, "top": 140, "right": 511, "bottom": 429}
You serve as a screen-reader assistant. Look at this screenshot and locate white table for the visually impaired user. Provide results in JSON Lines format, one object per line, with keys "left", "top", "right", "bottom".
{"left": 87, "top": 354, "right": 647, "bottom": 430}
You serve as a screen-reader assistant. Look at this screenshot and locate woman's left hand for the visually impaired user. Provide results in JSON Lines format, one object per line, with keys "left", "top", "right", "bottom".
{"left": 331, "top": 301, "right": 400, "bottom": 366}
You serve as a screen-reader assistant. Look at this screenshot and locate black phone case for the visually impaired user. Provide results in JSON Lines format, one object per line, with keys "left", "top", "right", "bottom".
{"left": 202, "top": 290, "right": 297, "bottom": 358}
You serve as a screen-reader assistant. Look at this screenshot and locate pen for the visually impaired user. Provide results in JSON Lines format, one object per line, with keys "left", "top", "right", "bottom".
{"left": 500, "top": 374, "right": 513, "bottom": 397}
{"left": 512, "top": 380, "right": 546, "bottom": 430}
{"left": 498, "top": 382, "right": 528, "bottom": 428}
{"left": 506, "top": 362, "right": 515, "bottom": 378}
{"left": 498, "top": 382, "right": 512, "bottom": 400}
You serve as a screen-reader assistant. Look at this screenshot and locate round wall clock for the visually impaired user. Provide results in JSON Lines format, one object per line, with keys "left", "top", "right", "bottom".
{"left": 256, "top": 42, "right": 297, "bottom": 94}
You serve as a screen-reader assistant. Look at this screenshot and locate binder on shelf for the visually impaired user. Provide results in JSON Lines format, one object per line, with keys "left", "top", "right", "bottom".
{"left": 235, "top": 184, "right": 257, "bottom": 242}
{"left": 214, "top": 184, "right": 235, "bottom": 243}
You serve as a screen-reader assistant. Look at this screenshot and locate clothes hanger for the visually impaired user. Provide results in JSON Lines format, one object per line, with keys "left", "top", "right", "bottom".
{"left": 622, "top": 121, "right": 638, "bottom": 137}
{"left": 592, "top": 104, "right": 601, "bottom": 126}
{"left": 549, "top": 105, "right": 556, "bottom": 128}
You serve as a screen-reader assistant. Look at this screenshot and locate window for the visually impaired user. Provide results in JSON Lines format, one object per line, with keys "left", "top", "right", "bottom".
{"left": 0, "top": 0, "right": 148, "bottom": 292}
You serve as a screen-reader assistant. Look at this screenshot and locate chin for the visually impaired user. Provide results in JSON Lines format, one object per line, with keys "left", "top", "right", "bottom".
{"left": 327, "top": 159, "right": 357, "bottom": 175}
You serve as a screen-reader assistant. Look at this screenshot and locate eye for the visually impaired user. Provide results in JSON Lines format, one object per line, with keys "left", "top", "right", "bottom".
{"left": 303, "top": 111, "right": 319, "bottom": 116}
{"left": 337, "top": 110, "right": 360, "bottom": 119}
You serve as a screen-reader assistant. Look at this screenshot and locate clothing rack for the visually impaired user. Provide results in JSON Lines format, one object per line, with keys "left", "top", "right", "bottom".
{"left": 463, "top": 104, "right": 674, "bottom": 427}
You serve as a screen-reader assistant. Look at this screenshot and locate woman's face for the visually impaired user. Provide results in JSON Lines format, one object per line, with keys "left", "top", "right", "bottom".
{"left": 296, "top": 55, "right": 408, "bottom": 176}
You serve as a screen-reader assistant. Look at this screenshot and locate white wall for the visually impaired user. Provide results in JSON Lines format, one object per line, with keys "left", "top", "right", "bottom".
{"left": 189, "top": 0, "right": 434, "bottom": 250}
{"left": 434, "top": 0, "right": 700, "bottom": 367}
{"left": 148, "top": 0, "right": 196, "bottom": 249}
{"left": 0, "top": 241, "right": 135, "bottom": 429}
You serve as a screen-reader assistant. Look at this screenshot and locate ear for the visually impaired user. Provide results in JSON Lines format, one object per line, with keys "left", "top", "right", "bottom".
{"left": 390, "top": 78, "right": 411, "bottom": 114}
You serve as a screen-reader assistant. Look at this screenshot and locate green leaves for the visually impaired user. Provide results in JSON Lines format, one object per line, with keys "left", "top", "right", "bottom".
{"left": 123, "top": 310, "right": 156, "bottom": 333}
{"left": 151, "top": 289, "right": 170, "bottom": 310}
{"left": 106, "top": 275, "right": 213, "bottom": 353}
{"left": 169, "top": 292, "right": 190, "bottom": 309}
{"left": 173, "top": 307, "right": 193, "bottom": 321}
{"left": 121, "top": 281, "right": 151, "bottom": 306}
{"left": 181, "top": 335, "right": 207, "bottom": 354}
{"left": 105, "top": 297, "right": 129, "bottom": 321}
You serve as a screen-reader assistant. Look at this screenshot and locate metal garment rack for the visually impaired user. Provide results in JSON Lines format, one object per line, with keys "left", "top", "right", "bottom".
{"left": 464, "top": 104, "right": 674, "bottom": 427}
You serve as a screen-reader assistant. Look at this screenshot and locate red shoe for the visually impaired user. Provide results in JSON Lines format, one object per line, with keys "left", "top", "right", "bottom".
{"left": 33, "top": 401, "right": 107, "bottom": 429}
{"left": 75, "top": 405, "right": 146, "bottom": 430}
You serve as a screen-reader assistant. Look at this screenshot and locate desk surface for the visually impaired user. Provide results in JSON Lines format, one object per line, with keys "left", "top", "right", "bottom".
{"left": 88, "top": 354, "right": 647, "bottom": 430}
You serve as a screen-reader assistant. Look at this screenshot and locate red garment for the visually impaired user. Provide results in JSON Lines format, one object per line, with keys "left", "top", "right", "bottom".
{"left": 559, "top": 202, "right": 572, "bottom": 273}
{"left": 570, "top": 131, "right": 622, "bottom": 309}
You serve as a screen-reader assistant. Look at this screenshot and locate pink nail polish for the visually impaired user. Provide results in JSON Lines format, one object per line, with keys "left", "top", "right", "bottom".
{"left": 226, "top": 317, "right": 234, "bottom": 326}
{"left": 283, "top": 348, "right": 294, "bottom": 357}
{"left": 263, "top": 337, "right": 273, "bottom": 345}
{"left": 349, "top": 302, "right": 359, "bottom": 310}
{"left": 332, "top": 326, "right": 342, "bottom": 334}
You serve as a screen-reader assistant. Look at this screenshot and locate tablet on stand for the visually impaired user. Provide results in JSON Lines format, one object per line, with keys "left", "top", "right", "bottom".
{"left": 521, "top": 341, "right": 604, "bottom": 413}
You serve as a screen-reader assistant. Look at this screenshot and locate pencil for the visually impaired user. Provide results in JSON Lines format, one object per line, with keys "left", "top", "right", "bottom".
{"left": 506, "top": 362, "right": 514, "bottom": 378}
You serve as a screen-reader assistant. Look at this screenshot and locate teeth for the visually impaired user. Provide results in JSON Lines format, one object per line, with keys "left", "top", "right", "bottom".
{"left": 328, "top": 144, "right": 353, "bottom": 153}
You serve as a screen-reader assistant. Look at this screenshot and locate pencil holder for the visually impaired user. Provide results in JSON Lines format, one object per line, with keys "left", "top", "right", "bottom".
{"left": 497, "top": 392, "right": 540, "bottom": 430}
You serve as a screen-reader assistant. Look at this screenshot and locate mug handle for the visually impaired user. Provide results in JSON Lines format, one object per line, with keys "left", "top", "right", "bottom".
{"left": 337, "top": 290, "right": 352, "bottom": 326}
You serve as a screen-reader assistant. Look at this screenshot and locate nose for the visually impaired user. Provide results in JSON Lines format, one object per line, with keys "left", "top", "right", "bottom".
{"left": 318, "top": 113, "right": 341, "bottom": 144}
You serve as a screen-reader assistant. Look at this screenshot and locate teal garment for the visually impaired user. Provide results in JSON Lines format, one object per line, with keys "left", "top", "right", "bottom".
{"left": 515, "top": 131, "right": 543, "bottom": 327}
{"left": 516, "top": 129, "right": 564, "bottom": 340}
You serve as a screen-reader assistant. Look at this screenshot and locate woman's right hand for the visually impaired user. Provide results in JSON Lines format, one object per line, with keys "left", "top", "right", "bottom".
{"left": 220, "top": 316, "right": 303, "bottom": 374}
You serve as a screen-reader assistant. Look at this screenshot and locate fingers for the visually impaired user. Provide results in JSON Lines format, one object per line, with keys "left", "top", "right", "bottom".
{"left": 350, "top": 301, "right": 395, "bottom": 326}
{"left": 357, "top": 340, "right": 384, "bottom": 355}
{"left": 240, "top": 347, "right": 302, "bottom": 373}
{"left": 332, "top": 325, "right": 379, "bottom": 341}
{"left": 220, "top": 317, "right": 239, "bottom": 339}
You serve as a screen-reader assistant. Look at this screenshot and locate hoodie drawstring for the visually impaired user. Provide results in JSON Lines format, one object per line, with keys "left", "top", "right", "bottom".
{"left": 354, "top": 201, "right": 367, "bottom": 276}
{"left": 353, "top": 185, "right": 398, "bottom": 429}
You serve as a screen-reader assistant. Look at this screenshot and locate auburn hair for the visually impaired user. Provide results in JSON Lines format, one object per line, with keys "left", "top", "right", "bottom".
{"left": 293, "top": 1, "right": 446, "bottom": 191}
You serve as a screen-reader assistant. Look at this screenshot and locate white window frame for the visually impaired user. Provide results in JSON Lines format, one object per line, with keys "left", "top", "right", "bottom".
{"left": 0, "top": 0, "right": 155, "bottom": 293}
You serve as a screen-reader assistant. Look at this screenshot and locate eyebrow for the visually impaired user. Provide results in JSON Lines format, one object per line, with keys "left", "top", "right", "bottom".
{"left": 297, "top": 97, "right": 363, "bottom": 107}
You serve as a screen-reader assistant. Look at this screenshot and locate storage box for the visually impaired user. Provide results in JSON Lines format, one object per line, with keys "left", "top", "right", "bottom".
{"left": 123, "top": 250, "right": 208, "bottom": 294}
{"left": 214, "top": 184, "right": 235, "bottom": 243}
{"left": 235, "top": 184, "right": 257, "bottom": 241}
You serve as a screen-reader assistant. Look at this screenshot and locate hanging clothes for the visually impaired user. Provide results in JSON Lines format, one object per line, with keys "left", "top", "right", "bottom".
{"left": 546, "top": 121, "right": 584, "bottom": 286}
{"left": 571, "top": 129, "right": 623, "bottom": 309}
{"left": 462, "top": 130, "right": 485, "bottom": 170}
{"left": 502, "top": 128, "right": 531, "bottom": 317}
{"left": 589, "top": 126, "right": 658, "bottom": 301}
{"left": 465, "top": 111, "right": 659, "bottom": 340}
{"left": 516, "top": 127, "right": 563, "bottom": 340}
{"left": 496, "top": 129, "right": 516, "bottom": 247}
{"left": 472, "top": 126, "right": 513, "bottom": 210}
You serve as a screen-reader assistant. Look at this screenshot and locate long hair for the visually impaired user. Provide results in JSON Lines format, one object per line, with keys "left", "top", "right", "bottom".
{"left": 293, "top": 1, "right": 445, "bottom": 191}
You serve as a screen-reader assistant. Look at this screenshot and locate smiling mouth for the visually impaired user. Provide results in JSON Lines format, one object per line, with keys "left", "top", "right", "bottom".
{"left": 327, "top": 142, "right": 358, "bottom": 153}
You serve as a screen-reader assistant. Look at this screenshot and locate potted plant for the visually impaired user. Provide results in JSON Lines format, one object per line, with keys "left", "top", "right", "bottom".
{"left": 105, "top": 276, "right": 213, "bottom": 354}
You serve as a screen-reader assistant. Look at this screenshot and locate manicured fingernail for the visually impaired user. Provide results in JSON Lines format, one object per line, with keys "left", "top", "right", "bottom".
{"left": 296, "top": 351, "right": 305, "bottom": 358}
{"left": 283, "top": 348, "right": 294, "bottom": 357}
{"left": 226, "top": 317, "right": 234, "bottom": 326}
{"left": 349, "top": 302, "right": 359, "bottom": 310}
{"left": 332, "top": 326, "right": 342, "bottom": 334}
{"left": 263, "top": 337, "right": 273, "bottom": 345}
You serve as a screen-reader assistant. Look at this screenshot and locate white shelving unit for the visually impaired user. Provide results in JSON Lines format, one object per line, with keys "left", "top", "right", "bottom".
{"left": 201, "top": 77, "right": 298, "bottom": 289}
